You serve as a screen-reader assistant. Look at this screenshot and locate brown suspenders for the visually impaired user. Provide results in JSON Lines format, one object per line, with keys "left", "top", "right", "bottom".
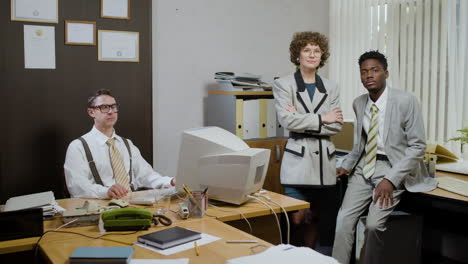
{"left": 78, "top": 137, "right": 134, "bottom": 190}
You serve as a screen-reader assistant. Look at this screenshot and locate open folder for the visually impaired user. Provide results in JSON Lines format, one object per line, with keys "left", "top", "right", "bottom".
{"left": 426, "top": 144, "right": 458, "bottom": 163}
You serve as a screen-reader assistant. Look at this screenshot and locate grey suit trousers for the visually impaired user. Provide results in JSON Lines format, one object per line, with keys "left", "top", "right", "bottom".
{"left": 332, "top": 158, "right": 405, "bottom": 264}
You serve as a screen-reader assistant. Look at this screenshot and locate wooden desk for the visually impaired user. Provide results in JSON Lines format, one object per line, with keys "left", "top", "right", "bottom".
{"left": 423, "top": 171, "right": 468, "bottom": 202}
{"left": 203, "top": 191, "right": 309, "bottom": 222}
{"left": 40, "top": 218, "right": 271, "bottom": 264}
{"left": 49, "top": 191, "right": 309, "bottom": 223}
{"left": 399, "top": 171, "right": 468, "bottom": 263}
{"left": 1, "top": 191, "right": 309, "bottom": 263}
{"left": 401, "top": 171, "right": 467, "bottom": 214}
{"left": 0, "top": 237, "right": 40, "bottom": 255}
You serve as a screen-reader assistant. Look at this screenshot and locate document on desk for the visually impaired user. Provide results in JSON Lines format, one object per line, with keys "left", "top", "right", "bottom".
{"left": 227, "top": 244, "right": 339, "bottom": 264}
{"left": 135, "top": 233, "right": 220, "bottom": 256}
{"left": 436, "top": 159, "right": 468, "bottom": 175}
{"left": 4, "top": 191, "right": 55, "bottom": 211}
{"left": 131, "top": 259, "right": 189, "bottom": 264}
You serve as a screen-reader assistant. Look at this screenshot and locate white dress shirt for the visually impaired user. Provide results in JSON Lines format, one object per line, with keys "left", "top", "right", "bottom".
{"left": 64, "top": 126, "right": 173, "bottom": 198}
{"left": 362, "top": 87, "right": 388, "bottom": 155}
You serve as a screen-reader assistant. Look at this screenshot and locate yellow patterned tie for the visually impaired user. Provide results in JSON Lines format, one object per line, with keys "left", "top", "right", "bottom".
{"left": 363, "top": 104, "right": 379, "bottom": 179}
{"left": 106, "top": 138, "right": 131, "bottom": 192}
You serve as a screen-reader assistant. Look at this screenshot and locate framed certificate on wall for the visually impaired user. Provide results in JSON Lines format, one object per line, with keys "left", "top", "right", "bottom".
{"left": 65, "top": 21, "right": 96, "bottom": 46}
{"left": 98, "top": 30, "right": 139, "bottom": 62}
{"left": 101, "top": 0, "right": 130, "bottom": 20}
{"left": 11, "top": 0, "right": 58, "bottom": 23}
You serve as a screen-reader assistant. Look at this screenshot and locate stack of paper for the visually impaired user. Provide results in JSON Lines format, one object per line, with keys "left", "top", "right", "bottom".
{"left": 215, "top": 72, "right": 272, "bottom": 90}
{"left": 227, "top": 244, "right": 339, "bottom": 264}
{"left": 436, "top": 159, "right": 468, "bottom": 175}
{"left": 3, "top": 191, "right": 62, "bottom": 218}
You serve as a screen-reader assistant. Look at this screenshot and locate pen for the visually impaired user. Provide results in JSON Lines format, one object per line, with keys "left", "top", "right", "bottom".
{"left": 100, "top": 236, "right": 133, "bottom": 246}
{"left": 226, "top": 240, "right": 258, "bottom": 243}
{"left": 194, "top": 241, "right": 200, "bottom": 256}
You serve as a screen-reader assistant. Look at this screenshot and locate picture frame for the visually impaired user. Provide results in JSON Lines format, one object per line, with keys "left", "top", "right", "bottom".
{"left": 65, "top": 20, "right": 96, "bottom": 46}
{"left": 98, "top": 30, "right": 139, "bottom": 62}
{"left": 101, "top": 0, "right": 130, "bottom": 20}
{"left": 11, "top": 0, "right": 58, "bottom": 23}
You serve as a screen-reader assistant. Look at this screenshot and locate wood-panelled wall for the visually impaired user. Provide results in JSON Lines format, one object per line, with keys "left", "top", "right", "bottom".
{"left": 0, "top": 0, "right": 153, "bottom": 202}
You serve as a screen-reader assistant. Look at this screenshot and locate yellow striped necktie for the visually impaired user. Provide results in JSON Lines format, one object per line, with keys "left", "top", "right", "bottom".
{"left": 363, "top": 104, "right": 379, "bottom": 179}
{"left": 106, "top": 138, "right": 131, "bottom": 191}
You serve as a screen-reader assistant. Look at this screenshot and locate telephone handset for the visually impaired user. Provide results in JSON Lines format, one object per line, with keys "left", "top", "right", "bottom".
{"left": 102, "top": 208, "right": 153, "bottom": 231}
{"left": 101, "top": 208, "right": 172, "bottom": 231}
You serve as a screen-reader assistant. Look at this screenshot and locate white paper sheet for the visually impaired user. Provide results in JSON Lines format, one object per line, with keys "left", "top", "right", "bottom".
{"left": 227, "top": 244, "right": 340, "bottom": 264}
{"left": 24, "top": 25, "right": 56, "bottom": 69}
{"left": 135, "top": 233, "right": 221, "bottom": 256}
{"left": 67, "top": 23, "right": 94, "bottom": 44}
{"left": 102, "top": 0, "right": 129, "bottom": 18}
{"left": 99, "top": 30, "right": 139, "bottom": 61}
{"left": 12, "top": 0, "right": 57, "bottom": 23}
{"left": 131, "top": 259, "right": 189, "bottom": 264}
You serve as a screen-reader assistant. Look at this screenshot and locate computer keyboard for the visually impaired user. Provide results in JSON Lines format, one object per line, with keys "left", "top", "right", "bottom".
{"left": 129, "top": 187, "right": 179, "bottom": 205}
{"left": 437, "top": 177, "right": 468, "bottom": 197}
{"left": 154, "top": 186, "right": 179, "bottom": 198}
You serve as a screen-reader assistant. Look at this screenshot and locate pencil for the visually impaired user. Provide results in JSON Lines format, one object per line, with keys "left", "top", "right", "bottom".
{"left": 182, "top": 184, "right": 203, "bottom": 211}
{"left": 226, "top": 240, "right": 258, "bottom": 243}
{"left": 100, "top": 236, "right": 133, "bottom": 246}
{"left": 194, "top": 241, "right": 200, "bottom": 256}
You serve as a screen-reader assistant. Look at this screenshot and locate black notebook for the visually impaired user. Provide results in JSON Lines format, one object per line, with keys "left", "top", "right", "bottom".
{"left": 137, "top": 226, "right": 201, "bottom": 249}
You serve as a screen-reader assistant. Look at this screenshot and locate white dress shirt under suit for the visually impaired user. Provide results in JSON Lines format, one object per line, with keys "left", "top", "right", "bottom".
{"left": 362, "top": 86, "right": 388, "bottom": 155}
{"left": 64, "top": 126, "right": 173, "bottom": 198}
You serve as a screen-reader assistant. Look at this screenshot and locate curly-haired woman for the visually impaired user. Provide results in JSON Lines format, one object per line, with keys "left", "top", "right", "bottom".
{"left": 273, "top": 31, "right": 343, "bottom": 249}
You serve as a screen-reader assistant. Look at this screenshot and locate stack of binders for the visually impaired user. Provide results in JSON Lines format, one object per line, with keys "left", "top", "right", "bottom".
{"left": 3, "top": 191, "right": 59, "bottom": 218}
{"left": 215, "top": 72, "right": 272, "bottom": 91}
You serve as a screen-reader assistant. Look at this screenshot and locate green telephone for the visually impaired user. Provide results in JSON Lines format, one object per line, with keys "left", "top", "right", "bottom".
{"left": 101, "top": 208, "right": 153, "bottom": 231}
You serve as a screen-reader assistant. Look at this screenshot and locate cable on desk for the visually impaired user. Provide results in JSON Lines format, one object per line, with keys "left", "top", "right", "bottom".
{"left": 247, "top": 195, "right": 282, "bottom": 243}
{"left": 257, "top": 194, "right": 290, "bottom": 244}
{"left": 208, "top": 203, "right": 253, "bottom": 234}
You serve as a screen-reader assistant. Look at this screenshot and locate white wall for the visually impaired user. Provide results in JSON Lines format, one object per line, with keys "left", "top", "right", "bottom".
{"left": 152, "top": 0, "right": 330, "bottom": 176}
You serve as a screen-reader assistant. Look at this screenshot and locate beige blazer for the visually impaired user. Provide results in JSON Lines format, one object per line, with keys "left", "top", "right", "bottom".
{"left": 341, "top": 87, "right": 437, "bottom": 192}
{"left": 273, "top": 71, "right": 342, "bottom": 186}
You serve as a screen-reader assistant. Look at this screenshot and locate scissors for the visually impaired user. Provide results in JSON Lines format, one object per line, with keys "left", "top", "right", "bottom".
{"left": 152, "top": 214, "right": 172, "bottom": 226}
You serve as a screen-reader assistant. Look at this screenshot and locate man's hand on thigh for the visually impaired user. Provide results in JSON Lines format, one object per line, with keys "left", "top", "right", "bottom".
{"left": 373, "top": 179, "right": 395, "bottom": 209}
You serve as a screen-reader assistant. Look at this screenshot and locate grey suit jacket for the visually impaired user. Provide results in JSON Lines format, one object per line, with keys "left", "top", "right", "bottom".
{"left": 341, "top": 87, "right": 437, "bottom": 192}
{"left": 273, "top": 72, "right": 342, "bottom": 186}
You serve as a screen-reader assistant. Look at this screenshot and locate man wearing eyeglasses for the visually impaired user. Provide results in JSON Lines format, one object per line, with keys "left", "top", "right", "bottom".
{"left": 64, "top": 89, "right": 175, "bottom": 199}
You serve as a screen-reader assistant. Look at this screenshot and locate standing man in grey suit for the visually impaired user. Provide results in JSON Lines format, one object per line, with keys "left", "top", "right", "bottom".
{"left": 332, "top": 51, "right": 437, "bottom": 264}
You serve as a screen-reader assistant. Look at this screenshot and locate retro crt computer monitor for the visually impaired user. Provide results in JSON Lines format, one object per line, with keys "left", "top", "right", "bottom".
{"left": 176, "top": 126, "right": 271, "bottom": 205}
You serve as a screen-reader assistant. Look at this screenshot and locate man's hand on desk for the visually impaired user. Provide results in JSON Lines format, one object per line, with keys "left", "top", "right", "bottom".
{"left": 163, "top": 178, "right": 176, "bottom": 189}
{"left": 336, "top": 168, "right": 350, "bottom": 178}
{"left": 107, "top": 184, "right": 129, "bottom": 199}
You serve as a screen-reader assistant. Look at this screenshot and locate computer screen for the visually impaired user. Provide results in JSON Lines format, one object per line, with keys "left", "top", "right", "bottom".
{"left": 176, "top": 126, "right": 271, "bottom": 205}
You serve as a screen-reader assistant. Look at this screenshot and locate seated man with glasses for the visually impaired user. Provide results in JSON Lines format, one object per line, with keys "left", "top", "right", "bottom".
{"left": 64, "top": 89, "right": 175, "bottom": 199}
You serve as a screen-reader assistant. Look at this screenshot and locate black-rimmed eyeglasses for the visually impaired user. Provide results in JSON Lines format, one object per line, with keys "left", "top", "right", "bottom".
{"left": 91, "top": 104, "right": 119, "bottom": 113}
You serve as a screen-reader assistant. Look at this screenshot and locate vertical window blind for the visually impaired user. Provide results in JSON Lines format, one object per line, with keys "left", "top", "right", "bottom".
{"left": 329, "top": 0, "right": 468, "bottom": 156}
